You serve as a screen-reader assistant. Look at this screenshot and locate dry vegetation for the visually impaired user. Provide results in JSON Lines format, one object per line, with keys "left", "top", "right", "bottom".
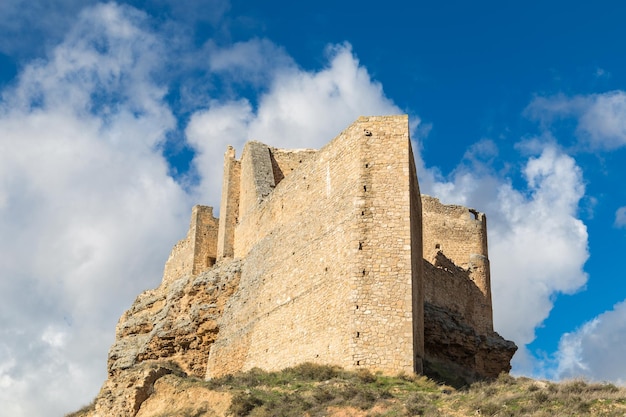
{"left": 66, "top": 363, "right": 626, "bottom": 417}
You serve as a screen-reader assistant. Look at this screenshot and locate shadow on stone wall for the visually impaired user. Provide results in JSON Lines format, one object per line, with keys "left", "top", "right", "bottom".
{"left": 423, "top": 253, "right": 516, "bottom": 386}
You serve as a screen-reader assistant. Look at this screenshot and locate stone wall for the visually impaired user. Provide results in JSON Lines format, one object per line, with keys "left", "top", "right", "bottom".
{"left": 88, "top": 115, "right": 517, "bottom": 417}
{"left": 206, "top": 115, "right": 422, "bottom": 377}
{"left": 154, "top": 115, "right": 512, "bottom": 383}
{"left": 162, "top": 205, "right": 219, "bottom": 285}
{"left": 421, "top": 195, "right": 492, "bottom": 333}
{"left": 269, "top": 148, "right": 317, "bottom": 186}
{"left": 238, "top": 141, "right": 276, "bottom": 221}
{"left": 217, "top": 147, "right": 240, "bottom": 259}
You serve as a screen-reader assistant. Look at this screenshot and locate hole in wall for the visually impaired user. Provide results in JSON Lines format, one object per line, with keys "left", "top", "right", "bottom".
{"left": 365, "top": 163, "right": 369, "bottom": 168}
{"left": 358, "top": 242, "right": 363, "bottom": 250}
{"left": 363, "top": 185, "right": 367, "bottom": 192}
{"left": 362, "top": 269, "right": 366, "bottom": 276}
{"left": 356, "top": 332, "right": 360, "bottom": 338}
{"left": 356, "top": 360, "right": 360, "bottom": 366}
{"left": 355, "top": 305, "right": 359, "bottom": 310}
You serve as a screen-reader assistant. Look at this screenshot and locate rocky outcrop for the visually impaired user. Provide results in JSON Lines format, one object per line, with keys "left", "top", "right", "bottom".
{"left": 423, "top": 302, "right": 517, "bottom": 386}
{"left": 69, "top": 118, "right": 520, "bottom": 416}
{"left": 108, "top": 259, "right": 242, "bottom": 379}
{"left": 91, "top": 361, "right": 186, "bottom": 417}
{"left": 84, "top": 259, "right": 242, "bottom": 417}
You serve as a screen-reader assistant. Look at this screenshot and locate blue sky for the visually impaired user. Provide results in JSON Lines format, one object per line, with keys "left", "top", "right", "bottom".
{"left": 1, "top": 1, "right": 626, "bottom": 415}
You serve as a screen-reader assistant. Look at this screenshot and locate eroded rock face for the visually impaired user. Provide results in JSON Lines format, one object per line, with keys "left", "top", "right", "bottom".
{"left": 423, "top": 302, "right": 517, "bottom": 386}
{"left": 85, "top": 259, "right": 242, "bottom": 417}
{"left": 108, "top": 259, "right": 242, "bottom": 379}
{"left": 90, "top": 361, "right": 185, "bottom": 417}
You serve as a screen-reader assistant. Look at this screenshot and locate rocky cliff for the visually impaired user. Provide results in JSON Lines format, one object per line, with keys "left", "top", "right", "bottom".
{"left": 88, "top": 259, "right": 241, "bottom": 416}
{"left": 71, "top": 117, "right": 517, "bottom": 416}
{"left": 75, "top": 255, "right": 515, "bottom": 417}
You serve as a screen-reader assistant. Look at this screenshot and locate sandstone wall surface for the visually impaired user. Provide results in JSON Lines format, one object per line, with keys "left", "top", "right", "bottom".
{"left": 162, "top": 205, "right": 219, "bottom": 285}
{"left": 238, "top": 141, "right": 276, "bottom": 221}
{"left": 207, "top": 115, "right": 422, "bottom": 377}
{"left": 108, "top": 259, "right": 242, "bottom": 378}
{"left": 83, "top": 115, "right": 518, "bottom": 417}
{"left": 217, "top": 147, "right": 240, "bottom": 259}
{"left": 421, "top": 195, "right": 493, "bottom": 333}
{"left": 269, "top": 147, "right": 317, "bottom": 185}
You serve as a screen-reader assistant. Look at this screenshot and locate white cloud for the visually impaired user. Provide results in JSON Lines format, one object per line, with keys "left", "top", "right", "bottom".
{"left": 1, "top": 23, "right": 413, "bottom": 416}
{"left": 0, "top": 0, "right": 230, "bottom": 57}
{"left": 187, "top": 41, "right": 404, "bottom": 207}
{"left": 207, "top": 38, "right": 295, "bottom": 86}
{"left": 0, "top": 4, "right": 607, "bottom": 416}
{"left": 491, "top": 146, "right": 588, "bottom": 346}
{"left": 188, "top": 39, "right": 593, "bottom": 380}
{"left": 527, "top": 90, "right": 626, "bottom": 151}
{"left": 555, "top": 300, "right": 626, "bottom": 384}
{"left": 0, "top": 4, "right": 192, "bottom": 415}
{"left": 615, "top": 206, "right": 626, "bottom": 228}
{"left": 424, "top": 142, "right": 589, "bottom": 373}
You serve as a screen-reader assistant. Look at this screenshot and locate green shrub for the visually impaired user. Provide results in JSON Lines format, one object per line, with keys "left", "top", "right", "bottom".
{"left": 228, "top": 392, "right": 264, "bottom": 416}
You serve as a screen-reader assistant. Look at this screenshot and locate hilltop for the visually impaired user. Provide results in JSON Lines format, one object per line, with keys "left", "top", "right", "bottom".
{"left": 67, "top": 116, "right": 522, "bottom": 416}
{"left": 68, "top": 362, "right": 626, "bottom": 417}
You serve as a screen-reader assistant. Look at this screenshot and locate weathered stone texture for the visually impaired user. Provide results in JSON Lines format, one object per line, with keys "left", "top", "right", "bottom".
{"left": 91, "top": 361, "right": 185, "bottom": 417}
{"left": 269, "top": 147, "right": 317, "bottom": 185}
{"left": 208, "top": 116, "right": 421, "bottom": 377}
{"left": 238, "top": 141, "right": 276, "bottom": 219}
{"left": 162, "top": 205, "right": 218, "bottom": 285}
{"left": 422, "top": 195, "right": 493, "bottom": 332}
{"left": 109, "top": 259, "right": 242, "bottom": 378}
{"left": 88, "top": 115, "right": 516, "bottom": 416}
{"left": 216, "top": 146, "right": 240, "bottom": 259}
{"left": 423, "top": 303, "right": 517, "bottom": 383}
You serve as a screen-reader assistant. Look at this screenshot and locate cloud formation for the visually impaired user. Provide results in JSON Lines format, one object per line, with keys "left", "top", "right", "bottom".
{"left": 521, "top": 89, "right": 626, "bottom": 380}
{"left": 527, "top": 91, "right": 626, "bottom": 151}
{"left": 424, "top": 142, "right": 589, "bottom": 373}
{"left": 3, "top": 2, "right": 619, "bottom": 415}
{"left": 187, "top": 41, "right": 403, "bottom": 207}
{"left": 0, "top": 0, "right": 230, "bottom": 57}
{"left": 0, "top": 16, "right": 410, "bottom": 416}
{"left": 555, "top": 300, "right": 626, "bottom": 383}
{"left": 0, "top": 4, "right": 192, "bottom": 415}
{"left": 615, "top": 206, "right": 626, "bottom": 228}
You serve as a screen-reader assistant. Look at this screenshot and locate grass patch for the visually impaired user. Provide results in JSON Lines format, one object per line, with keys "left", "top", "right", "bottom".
{"left": 64, "top": 400, "right": 96, "bottom": 417}
{"left": 211, "top": 366, "right": 626, "bottom": 416}
{"left": 70, "top": 363, "right": 626, "bottom": 416}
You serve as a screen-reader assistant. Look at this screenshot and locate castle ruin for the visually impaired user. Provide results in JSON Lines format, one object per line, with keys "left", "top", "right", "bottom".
{"left": 153, "top": 115, "right": 516, "bottom": 381}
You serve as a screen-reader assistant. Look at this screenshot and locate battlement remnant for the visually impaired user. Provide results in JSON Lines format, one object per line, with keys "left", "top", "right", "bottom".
{"left": 162, "top": 205, "right": 218, "bottom": 285}
{"left": 152, "top": 115, "right": 515, "bottom": 383}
